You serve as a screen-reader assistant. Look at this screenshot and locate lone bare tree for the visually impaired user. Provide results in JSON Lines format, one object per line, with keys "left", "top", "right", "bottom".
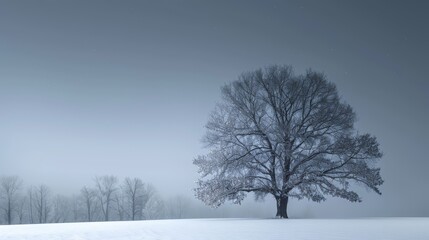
{"left": 95, "top": 175, "right": 118, "bottom": 221}
{"left": 0, "top": 176, "right": 22, "bottom": 224}
{"left": 194, "top": 65, "right": 383, "bottom": 218}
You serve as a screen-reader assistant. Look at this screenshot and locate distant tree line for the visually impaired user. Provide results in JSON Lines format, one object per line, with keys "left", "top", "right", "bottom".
{"left": 0, "top": 175, "right": 191, "bottom": 225}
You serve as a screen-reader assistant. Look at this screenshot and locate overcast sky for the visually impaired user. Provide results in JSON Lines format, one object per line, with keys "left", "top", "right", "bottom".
{"left": 0, "top": 0, "right": 428, "bottom": 218}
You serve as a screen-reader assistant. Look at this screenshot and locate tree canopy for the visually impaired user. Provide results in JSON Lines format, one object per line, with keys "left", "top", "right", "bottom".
{"left": 194, "top": 65, "right": 383, "bottom": 218}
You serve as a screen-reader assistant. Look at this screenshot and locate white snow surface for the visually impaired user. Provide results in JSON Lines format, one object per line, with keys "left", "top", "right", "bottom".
{"left": 0, "top": 218, "right": 428, "bottom": 240}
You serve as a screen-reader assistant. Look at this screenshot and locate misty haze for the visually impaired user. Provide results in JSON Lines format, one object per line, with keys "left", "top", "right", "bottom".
{"left": 0, "top": 0, "right": 428, "bottom": 239}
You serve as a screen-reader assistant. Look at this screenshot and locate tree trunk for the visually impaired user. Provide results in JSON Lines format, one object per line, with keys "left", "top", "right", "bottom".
{"left": 276, "top": 196, "right": 289, "bottom": 218}
{"left": 7, "top": 199, "right": 12, "bottom": 224}
{"left": 87, "top": 203, "right": 91, "bottom": 222}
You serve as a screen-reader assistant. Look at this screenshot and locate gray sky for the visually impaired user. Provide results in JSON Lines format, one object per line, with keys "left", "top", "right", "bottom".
{"left": 0, "top": 0, "right": 428, "bottom": 218}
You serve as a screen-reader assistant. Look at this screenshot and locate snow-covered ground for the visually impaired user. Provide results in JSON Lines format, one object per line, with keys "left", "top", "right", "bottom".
{"left": 0, "top": 218, "right": 428, "bottom": 240}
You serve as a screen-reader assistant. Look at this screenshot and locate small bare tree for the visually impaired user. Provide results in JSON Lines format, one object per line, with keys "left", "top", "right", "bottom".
{"left": 144, "top": 193, "right": 164, "bottom": 220}
{"left": 0, "top": 176, "right": 23, "bottom": 224}
{"left": 51, "top": 195, "right": 71, "bottom": 223}
{"left": 69, "top": 195, "right": 81, "bottom": 222}
{"left": 95, "top": 175, "right": 118, "bottom": 221}
{"left": 114, "top": 192, "right": 126, "bottom": 221}
{"left": 166, "top": 195, "right": 191, "bottom": 219}
{"left": 194, "top": 65, "right": 383, "bottom": 218}
{"left": 30, "top": 185, "right": 51, "bottom": 223}
{"left": 80, "top": 186, "right": 97, "bottom": 222}
{"left": 16, "top": 196, "right": 27, "bottom": 224}
{"left": 122, "top": 177, "right": 145, "bottom": 220}
{"left": 141, "top": 183, "right": 156, "bottom": 219}
{"left": 27, "top": 188, "right": 34, "bottom": 224}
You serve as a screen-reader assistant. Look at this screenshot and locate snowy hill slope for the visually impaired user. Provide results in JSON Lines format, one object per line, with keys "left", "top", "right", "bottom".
{"left": 0, "top": 218, "right": 428, "bottom": 240}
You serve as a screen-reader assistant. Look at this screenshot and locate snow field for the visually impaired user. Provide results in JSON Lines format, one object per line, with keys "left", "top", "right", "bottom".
{"left": 0, "top": 218, "right": 428, "bottom": 240}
